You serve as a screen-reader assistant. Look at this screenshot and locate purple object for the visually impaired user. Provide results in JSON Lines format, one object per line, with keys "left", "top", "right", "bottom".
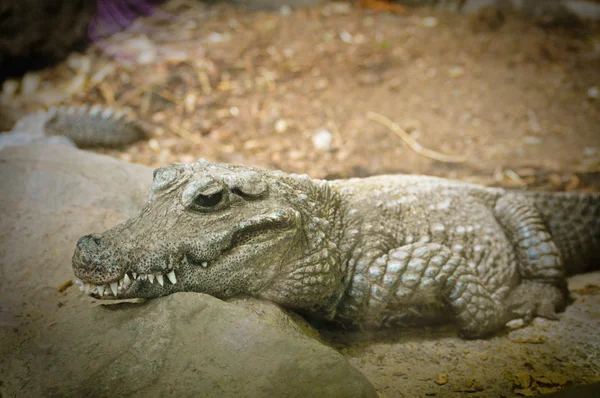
{"left": 88, "top": 0, "right": 161, "bottom": 42}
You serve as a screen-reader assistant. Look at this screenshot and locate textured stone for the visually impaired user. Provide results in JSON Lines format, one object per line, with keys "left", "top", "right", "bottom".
{"left": 0, "top": 144, "right": 376, "bottom": 398}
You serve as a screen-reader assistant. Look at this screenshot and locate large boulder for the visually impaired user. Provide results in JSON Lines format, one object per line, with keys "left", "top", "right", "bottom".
{"left": 0, "top": 144, "right": 376, "bottom": 397}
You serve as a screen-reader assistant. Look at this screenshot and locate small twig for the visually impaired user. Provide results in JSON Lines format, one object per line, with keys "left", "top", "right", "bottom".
{"left": 116, "top": 85, "right": 145, "bottom": 107}
{"left": 97, "top": 82, "right": 116, "bottom": 107}
{"left": 325, "top": 106, "right": 344, "bottom": 144}
{"left": 155, "top": 89, "right": 181, "bottom": 104}
{"left": 171, "top": 124, "right": 202, "bottom": 144}
{"left": 198, "top": 70, "right": 213, "bottom": 95}
{"left": 366, "top": 111, "right": 467, "bottom": 163}
{"left": 57, "top": 280, "right": 73, "bottom": 292}
{"left": 527, "top": 110, "right": 540, "bottom": 133}
{"left": 504, "top": 168, "right": 526, "bottom": 186}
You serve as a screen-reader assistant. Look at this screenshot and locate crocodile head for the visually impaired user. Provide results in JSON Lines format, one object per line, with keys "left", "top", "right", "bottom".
{"left": 72, "top": 159, "right": 343, "bottom": 312}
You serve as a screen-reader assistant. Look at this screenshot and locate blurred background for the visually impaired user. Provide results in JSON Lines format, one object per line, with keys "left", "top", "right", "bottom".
{"left": 0, "top": 0, "right": 599, "bottom": 190}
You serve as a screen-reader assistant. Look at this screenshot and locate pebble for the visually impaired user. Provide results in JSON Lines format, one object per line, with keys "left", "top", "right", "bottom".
{"left": 207, "top": 32, "right": 230, "bottom": 43}
{"left": 312, "top": 129, "right": 333, "bottom": 151}
{"left": 340, "top": 31, "right": 353, "bottom": 44}
{"left": 588, "top": 86, "right": 599, "bottom": 99}
{"left": 584, "top": 147, "right": 598, "bottom": 157}
{"left": 123, "top": 36, "right": 157, "bottom": 65}
{"left": 2, "top": 79, "right": 19, "bottom": 99}
{"left": 198, "top": 120, "right": 213, "bottom": 135}
{"left": 315, "top": 78, "right": 329, "bottom": 90}
{"left": 148, "top": 139, "right": 160, "bottom": 153}
{"left": 229, "top": 106, "right": 240, "bottom": 117}
{"left": 423, "top": 17, "right": 438, "bottom": 28}
{"left": 448, "top": 66, "right": 464, "bottom": 78}
{"left": 523, "top": 135, "right": 543, "bottom": 145}
{"left": 280, "top": 5, "right": 292, "bottom": 16}
{"left": 506, "top": 319, "right": 525, "bottom": 329}
{"left": 275, "top": 119, "right": 288, "bottom": 133}
{"left": 21, "top": 73, "right": 41, "bottom": 95}
{"left": 434, "top": 373, "right": 449, "bottom": 385}
{"left": 184, "top": 93, "right": 197, "bottom": 113}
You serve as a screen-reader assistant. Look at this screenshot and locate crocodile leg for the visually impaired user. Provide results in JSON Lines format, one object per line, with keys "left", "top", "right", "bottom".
{"left": 347, "top": 242, "right": 509, "bottom": 339}
{"left": 494, "top": 193, "right": 568, "bottom": 321}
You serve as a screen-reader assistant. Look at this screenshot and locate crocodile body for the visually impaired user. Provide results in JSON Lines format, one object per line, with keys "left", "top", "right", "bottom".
{"left": 0, "top": 104, "right": 147, "bottom": 150}
{"left": 72, "top": 160, "right": 600, "bottom": 338}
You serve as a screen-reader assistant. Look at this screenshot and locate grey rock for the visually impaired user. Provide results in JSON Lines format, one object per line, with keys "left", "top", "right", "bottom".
{"left": 0, "top": 144, "right": 375, "bottom": 398}
{"left": 2, "top": 293, "right": 375, "bottom": 397}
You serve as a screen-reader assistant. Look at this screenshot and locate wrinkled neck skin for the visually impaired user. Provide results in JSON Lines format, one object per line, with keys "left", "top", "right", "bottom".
{"left": 72, "top": 160, "right": 349, "bottom": 319}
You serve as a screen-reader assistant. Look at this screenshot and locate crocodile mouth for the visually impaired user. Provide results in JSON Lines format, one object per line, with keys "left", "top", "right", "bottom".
{"left": 74, "top": 208, "right": 299, "bottom": 299}
{"left": 76, "top": 267, "right": 179, "bottom": 298}
{"left": 76, "top": 231, "right": 283, "bottom": 299}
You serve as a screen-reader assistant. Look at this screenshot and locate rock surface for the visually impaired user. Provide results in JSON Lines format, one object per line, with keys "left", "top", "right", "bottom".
{"left": 0, "top": 144, "right": 376, "bottom": 398}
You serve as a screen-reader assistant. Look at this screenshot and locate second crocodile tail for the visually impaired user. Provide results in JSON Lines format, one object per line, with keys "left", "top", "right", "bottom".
{"left": 45, "top": 104, "right": 147, "bottom": 148}
{"left": 526, "top": 191, "right": 600, "bottom": 275}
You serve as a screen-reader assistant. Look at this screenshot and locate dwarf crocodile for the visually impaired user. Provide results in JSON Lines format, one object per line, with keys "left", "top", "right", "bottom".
{"left": 72, "top": 159, "right": 600, "bottom": 338}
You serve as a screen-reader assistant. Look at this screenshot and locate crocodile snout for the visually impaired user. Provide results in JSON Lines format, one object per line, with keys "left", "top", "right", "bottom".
{"left": 72, "top": 231, "right": 123, "bottom": 286}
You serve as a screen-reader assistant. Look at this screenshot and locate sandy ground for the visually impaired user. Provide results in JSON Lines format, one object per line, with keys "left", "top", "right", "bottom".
{"left": 321, "top": 272, "right": 600, "bottom": 397}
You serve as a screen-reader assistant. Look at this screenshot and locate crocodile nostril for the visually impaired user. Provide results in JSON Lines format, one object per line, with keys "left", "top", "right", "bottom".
{"left": 91, "top": 234, "right": 103, "bottom": 245}
{"left": 76, "top": 234, "right": 104, "bottom": 251}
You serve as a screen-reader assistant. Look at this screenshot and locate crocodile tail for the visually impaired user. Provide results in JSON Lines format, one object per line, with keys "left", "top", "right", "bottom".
{"left": 45, "top": 104, "right": 147, "bottom": 148}
{"left": 525, "top": 191, "right": 600, "bottom": 275}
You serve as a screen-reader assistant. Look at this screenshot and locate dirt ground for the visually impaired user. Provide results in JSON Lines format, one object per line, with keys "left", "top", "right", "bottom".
{"left": 1, "top": 0, "right": 600, "bottom": 396}
{"left": 3, "top": 0, "right": 600, "bottom": 190}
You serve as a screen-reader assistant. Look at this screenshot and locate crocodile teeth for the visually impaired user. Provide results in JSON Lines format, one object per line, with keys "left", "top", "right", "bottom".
{"left": 123, "top": 273, "right": 132, "bottom": 286}
{"left": 201, "top": 261, "right": 208, "bottom": 268}
{"left": 156, "top": 273, "right": 164, "bottom": 287}
{"left": 132, "top": 272, "right": 138, "bottom": 279}
{"left": 84, "top": 283, "right": 92, "bottom": 294}
{"left": 167, "top": 270, "right": 177, "bottom": 284}
{"left": 97, "top": 285, "right": 105, "bottom": 296}
{"left": 75, "top": 279, "right": 83, "bottom": 286}
{"left": 110, "top": 282, "right": 118, "bottom": 296}
{"left": 148, "top": 274, "right": 155, "bottom": 284}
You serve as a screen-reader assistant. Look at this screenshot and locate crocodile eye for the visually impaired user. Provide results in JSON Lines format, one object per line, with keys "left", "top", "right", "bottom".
{"left": 193, "top": 191, "right": 224, "bottom": 208}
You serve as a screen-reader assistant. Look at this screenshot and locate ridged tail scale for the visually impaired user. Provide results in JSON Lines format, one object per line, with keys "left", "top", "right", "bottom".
{"left": 527, "top": 191, "right": 600, "bottom": 275}
{"left": 45, "top": 104, "right": 147, "bottom": 148}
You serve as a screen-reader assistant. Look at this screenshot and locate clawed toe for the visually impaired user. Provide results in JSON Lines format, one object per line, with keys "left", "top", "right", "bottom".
{"left": 505, "top": 282, "right": 566, "bottom": 324}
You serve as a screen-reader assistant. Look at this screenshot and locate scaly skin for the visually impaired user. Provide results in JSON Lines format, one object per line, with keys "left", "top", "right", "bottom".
{"left": 72, "top": 160, "right": 600, "bottom": 339}
{"left": 0, "top": 104, "right": 147, "bottom": 149}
